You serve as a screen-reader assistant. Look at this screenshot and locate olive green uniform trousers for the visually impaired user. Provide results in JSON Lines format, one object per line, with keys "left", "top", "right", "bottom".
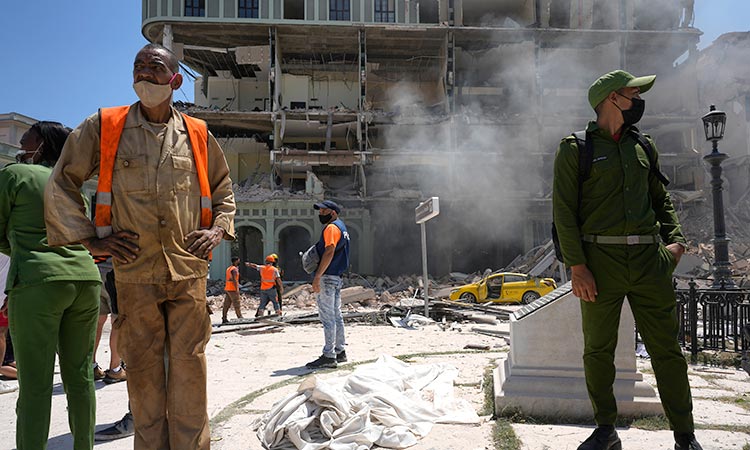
{"left": 8, "top": 281, "right": 100, "bottom": 450}
{"left": 114, "top": 277, "right": 212, "bottom": 450}
{"left": 581, "top": 241, "right": 693, "bottom": 433}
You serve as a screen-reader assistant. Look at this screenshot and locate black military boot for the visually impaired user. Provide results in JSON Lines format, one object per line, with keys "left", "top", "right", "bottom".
{"left": 577, "top": 425, "right": 621, "bottom": 450}
{"left": 675, "top": 432, "right": 704, "bottom": 450}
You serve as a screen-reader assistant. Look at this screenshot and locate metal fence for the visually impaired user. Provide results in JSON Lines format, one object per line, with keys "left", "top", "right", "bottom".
{"left": 675, "top": 280, "right": 750, "bottom": 360}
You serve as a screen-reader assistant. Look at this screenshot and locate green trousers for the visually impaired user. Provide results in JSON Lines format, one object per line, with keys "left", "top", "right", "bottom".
{"left": 8, "top": 281, "right": 100, "bottom": 450}
{"left": 581, "top": 241, "right": 694, "bottom": 433}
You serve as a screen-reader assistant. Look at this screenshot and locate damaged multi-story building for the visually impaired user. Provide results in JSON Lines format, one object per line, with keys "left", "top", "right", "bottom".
{"left": 140, "top": 0, "right": 704, "bottom": 281}
{"left": 695, "top": 32, "right": 750, "bottom": 206}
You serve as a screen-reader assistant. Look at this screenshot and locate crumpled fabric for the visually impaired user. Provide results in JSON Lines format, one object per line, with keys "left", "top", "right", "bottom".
{"left": 254, "top": 355, "right": 480, "bottom": 449}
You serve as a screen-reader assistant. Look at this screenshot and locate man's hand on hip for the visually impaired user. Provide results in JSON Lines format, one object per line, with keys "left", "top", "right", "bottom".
{"left": 82, "top": 231, "right": 140, "bottom": 264}
{"left": 665, "top": 243, "right": 685, "bottom": 265}
{"left": 185, "top": 226, "right": 224, "bottom": 259}
{"left": 571, "top": 264, "right": 598, "bottom": 302}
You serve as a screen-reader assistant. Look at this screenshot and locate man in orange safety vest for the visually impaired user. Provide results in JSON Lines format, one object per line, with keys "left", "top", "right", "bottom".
{"left": 222, "top": 257, "right": 243, "bottom": 324}
{"left": 45, "top": 43, "right": 235, "bottom": 450}
{"left": 246, "top": 255, "right": 283, "bottom": 317}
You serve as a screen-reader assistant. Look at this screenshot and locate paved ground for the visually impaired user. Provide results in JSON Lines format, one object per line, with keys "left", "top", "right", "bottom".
{"left": 1, "top": 311, "right": 749, "bottom": 450}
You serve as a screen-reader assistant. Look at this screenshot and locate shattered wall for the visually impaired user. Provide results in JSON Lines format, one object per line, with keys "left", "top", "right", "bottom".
{"left": 695, "top": 32, "right": 750, "bottom": 204}
{"left": 156, "top": 0, "right": 704, "bottom": 277}
{"left": 697, "top": 32, "right": 750, "bottom": 160}
{"left": 367, "top": 11, "right": 701, "bottom": 273}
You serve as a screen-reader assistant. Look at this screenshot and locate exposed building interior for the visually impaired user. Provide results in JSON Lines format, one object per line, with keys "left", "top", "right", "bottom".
{"left": 141, "top": 0, "right": 704, "bottom": 280}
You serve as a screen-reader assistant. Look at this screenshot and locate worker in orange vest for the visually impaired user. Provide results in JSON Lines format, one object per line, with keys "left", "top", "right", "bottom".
{"left": 269, "top": 253, "right": 284, "bottom": 312}
{"left": 246, "top": 255, "right": 283, "bottom": 316}
{"left": 222, "top": 257, "right": 243, "bottom": 324}
{"left": 45, "top": 43, "right": 236, "bottom": 450}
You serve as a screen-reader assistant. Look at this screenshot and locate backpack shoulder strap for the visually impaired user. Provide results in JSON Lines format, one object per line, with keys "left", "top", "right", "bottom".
{"left": 628, "top": 129, "right": 670, "bottom": 186}
{"left": 571, "top": 130, "right": 593, "bottom": 224}
{"left": 573, "top": 130, "right": 594, "bottom": 182}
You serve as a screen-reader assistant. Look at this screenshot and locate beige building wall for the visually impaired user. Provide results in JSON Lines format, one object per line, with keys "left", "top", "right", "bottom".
{"left": 0, "top": 112, "right": 37, "bottom": 147}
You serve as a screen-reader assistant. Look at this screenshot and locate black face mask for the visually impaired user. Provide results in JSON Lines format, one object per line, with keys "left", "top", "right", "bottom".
{"left": 318, "top": 213, "right": 333, "bottom": 224}
{"left": 614, "top": 95, "right": 645, "bottom": 126}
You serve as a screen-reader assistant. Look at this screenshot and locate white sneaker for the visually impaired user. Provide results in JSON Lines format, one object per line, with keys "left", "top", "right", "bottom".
{"left": 0, "top": 380, "right": 18, "bottom": 395}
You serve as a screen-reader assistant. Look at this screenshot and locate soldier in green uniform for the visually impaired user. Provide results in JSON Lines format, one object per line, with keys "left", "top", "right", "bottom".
{"left": 553, "top": 70, "right": 701, "bottom": 450}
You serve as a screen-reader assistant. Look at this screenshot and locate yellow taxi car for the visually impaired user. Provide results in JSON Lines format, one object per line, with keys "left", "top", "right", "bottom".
{"left": 449, "top": 272, "right": 557, "bottom": 304}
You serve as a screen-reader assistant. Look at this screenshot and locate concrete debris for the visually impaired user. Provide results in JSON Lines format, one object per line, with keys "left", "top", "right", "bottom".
{"left": 368, "top": 188, "right": 422, "bottom": 199}
{"left": 503, "top": 240, "right": 562, "bottom": 281}
{"left": 675, "top": 190, "right": 750, "bottom": 286}
{"left": 208, "top": 268, "right": 520, "bottom": 333}
{"left": 341, "top": 286, "right": 377, "bottom": 305}
{"left": 463, "top": 344, "right": 491, "bottom": 351}
{"left": 236, "top": 327, "right": 284, "bottom": 336}
{"left": 470, "top": 327, "right": 509, "bottom": 337}
{"left": 341, "top": 272, "right": 470, "bottom": 297}
{"left": 281, "top": 283, "right": 311, "bottom": 299}
{"left": 388, "top": 311, "right": 434, "bottom": 329}
{"left": 430, "top": 301, "right": 510, "bottom": 323}
{"left": 232, "top": 182, "right": 313, "bottom": 203}
{"left": 379, "top": 290, "right": 394, "bottom": 304}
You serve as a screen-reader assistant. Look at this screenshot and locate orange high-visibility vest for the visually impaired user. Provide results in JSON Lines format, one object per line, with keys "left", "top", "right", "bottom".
{"left": 225, "top": 265, "right": 239, "bottom": 292}
{"left": 95, "top": 105, "right": 212, "bottom": 238}
{"left": 260, "top": 265, "right": 278, "bottom": 290}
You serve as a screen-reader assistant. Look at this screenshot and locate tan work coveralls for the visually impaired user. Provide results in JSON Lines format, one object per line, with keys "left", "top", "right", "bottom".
{"left": 45, "top": 104, "right": 236, "bottom": 450}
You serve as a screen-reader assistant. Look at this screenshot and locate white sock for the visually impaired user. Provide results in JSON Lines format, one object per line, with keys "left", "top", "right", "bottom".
{"left": 110, "top": 367, "right": 122, "bottom": 374}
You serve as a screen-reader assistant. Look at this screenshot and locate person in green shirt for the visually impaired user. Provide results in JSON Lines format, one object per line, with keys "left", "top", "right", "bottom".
{"left": 553, "top": 71, "right": 700, "bottom": 450}
{"left": 2, "top": 121, "right": 102, "bottom": 450}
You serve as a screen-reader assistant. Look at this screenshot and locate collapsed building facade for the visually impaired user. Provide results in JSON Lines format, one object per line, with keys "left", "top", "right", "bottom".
{"left": 140, "top": 0, "right": 704, "bottom": 281}
{"left": 695, "top": 32, "right": 750, "bottom": 205}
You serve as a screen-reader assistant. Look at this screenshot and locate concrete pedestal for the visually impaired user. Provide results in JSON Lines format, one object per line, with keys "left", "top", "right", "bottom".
{"left": 494, "top": 283, "right": 663, "bottom": 419}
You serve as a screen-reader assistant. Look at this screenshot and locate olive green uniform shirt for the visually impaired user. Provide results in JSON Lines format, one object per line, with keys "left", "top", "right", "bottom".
{"left": 552, "top": 121, "right": 686, "bottom": 267}
{"left": 45, "top": 103, "right": 236, "bottom": 284}
{"left": 0, "top": 164, "right": 100, "bottom": 292}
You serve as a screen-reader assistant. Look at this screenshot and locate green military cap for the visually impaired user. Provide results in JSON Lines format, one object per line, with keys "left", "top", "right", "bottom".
{"left": 588, "top": 70, "right": 656, "bottom": 110}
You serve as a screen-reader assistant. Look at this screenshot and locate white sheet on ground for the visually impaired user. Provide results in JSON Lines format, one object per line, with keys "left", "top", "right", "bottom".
{"left": 254, "top": 354, "right": 480, "bottom": 449}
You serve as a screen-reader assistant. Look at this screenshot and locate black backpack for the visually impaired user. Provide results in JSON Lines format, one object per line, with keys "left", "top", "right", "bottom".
{"left": 551, "top": 128, "right": 670, "bottom": 262}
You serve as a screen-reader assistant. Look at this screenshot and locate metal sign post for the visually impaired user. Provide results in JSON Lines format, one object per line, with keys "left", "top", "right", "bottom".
{"left": 415, "top": 197, "right": 439, "bottom": 318}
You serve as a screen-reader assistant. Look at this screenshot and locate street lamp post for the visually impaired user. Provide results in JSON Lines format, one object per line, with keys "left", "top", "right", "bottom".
{"left": 701, "top": 105, "right": 735, "bottom": 289}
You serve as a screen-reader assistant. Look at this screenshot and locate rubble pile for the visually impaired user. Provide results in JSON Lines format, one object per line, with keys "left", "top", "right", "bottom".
{"left": 232, "top": 183, "right": 314, "bottom": 203}
{"left": 501, "top": 240, "right": 563, "bottom": 280}
{"left": 677, "top": 192, "right": 750, "bottom": 283}
{"left": 232, "top": 173, "right": 314, "bottom": 203}
{"left": 206, "top": 270, "right": 499, "bottom": 323}
{"left": 340, "top": 272, "right": 475, "bottom": 294}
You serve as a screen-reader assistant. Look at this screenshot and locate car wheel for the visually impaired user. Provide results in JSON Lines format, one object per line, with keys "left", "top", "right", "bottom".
{"left": 460, "top": 292, "right": 477, "bottom": 303}
{"left": 521, "top": 291, "right": 540, "bottom": 304}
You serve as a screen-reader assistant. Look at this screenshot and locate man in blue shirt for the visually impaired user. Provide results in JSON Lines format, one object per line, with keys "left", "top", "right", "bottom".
{"left": 306, "top": 200, "right": 350, "bottom": 369}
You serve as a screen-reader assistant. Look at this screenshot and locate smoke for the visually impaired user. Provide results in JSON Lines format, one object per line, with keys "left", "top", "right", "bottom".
{"left": 367, "top": 0, "right": 705, "bottom": 274}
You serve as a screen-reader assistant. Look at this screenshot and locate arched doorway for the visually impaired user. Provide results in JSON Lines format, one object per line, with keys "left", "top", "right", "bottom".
{"left": 238, "top": 225, "right": 264, "bottom": 282}
{"left": 278, "top": 225, "right": 312, "bottom": 281}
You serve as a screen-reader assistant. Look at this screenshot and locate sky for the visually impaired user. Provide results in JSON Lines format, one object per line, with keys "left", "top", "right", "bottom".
{"left": 0, "top": 0, "right": 747, "bottom": 132}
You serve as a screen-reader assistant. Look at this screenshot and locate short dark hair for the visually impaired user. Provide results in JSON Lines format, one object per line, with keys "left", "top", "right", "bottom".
{"left": 231, "top": 256, "right": 240, "bottom": 263}
{"left": 139, "top": 43, "right": 180, "bottom": 73}
{"left": 30, "top": 121, "right": 70, "bottom": 165}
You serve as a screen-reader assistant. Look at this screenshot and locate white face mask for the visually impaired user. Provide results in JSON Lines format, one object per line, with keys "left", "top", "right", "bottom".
{"left": 133, "top": 73, "right": 177, "bottom": 108}
{"left": 15, "top": 142, "right": 43, "bottom": 164}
